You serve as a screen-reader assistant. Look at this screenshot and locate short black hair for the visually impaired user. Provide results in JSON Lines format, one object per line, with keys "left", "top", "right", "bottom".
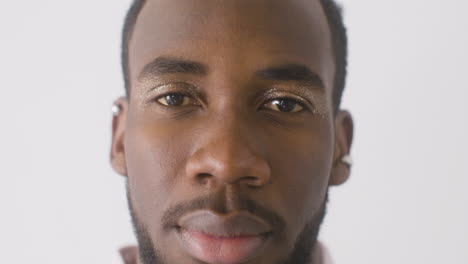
{"left": 121, "top": 0, "right": 347, "bottom": 110}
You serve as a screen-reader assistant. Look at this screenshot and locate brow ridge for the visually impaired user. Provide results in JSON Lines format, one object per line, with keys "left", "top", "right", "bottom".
{"left": 255, "top": 64, "right": 324, "bottom": 89}
{"left": 138, "top": 56, "right": 208, "bottom": 80}
{"left": 139, "top": 57, "right": 324, "bottom": 90}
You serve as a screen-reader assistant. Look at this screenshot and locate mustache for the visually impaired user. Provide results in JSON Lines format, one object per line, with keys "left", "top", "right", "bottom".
{"left": 160, "top": 192, "right": 286, "bottom": 235}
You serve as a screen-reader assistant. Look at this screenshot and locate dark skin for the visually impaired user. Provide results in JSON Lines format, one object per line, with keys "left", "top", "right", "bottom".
{"left": 111, "top": 0, "right": 353, "bottom": 263}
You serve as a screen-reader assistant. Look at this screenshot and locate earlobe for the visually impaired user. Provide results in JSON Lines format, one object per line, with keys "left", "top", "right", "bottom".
{"left": 329, "top": 110, "right": 354, "bottom": 186}
{"left": 110, "top": 96, "right": 129, "bottom": 177}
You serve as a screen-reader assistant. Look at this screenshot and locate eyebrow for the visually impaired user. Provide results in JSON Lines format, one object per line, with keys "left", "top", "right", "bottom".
{"left": 138, "top": 56, "right": 208, "bottom": 81}
{"left": 255, "top": 64, "right": 324, "bottom": 89}
{"left": 138, "top": 57, "right": 324, "bottom": 89}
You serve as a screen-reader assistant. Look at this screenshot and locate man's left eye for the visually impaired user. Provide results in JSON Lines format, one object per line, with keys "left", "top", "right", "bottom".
{"left": 263, "top": 98, "right": 304, "bottom": 113}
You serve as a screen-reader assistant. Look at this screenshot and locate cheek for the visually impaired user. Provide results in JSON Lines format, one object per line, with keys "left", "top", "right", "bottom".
{"left": 266, "top": 117, "right": 333, "bottom": 231}
{"left": 125, "top": 117, "right": 190, "bottom": 225}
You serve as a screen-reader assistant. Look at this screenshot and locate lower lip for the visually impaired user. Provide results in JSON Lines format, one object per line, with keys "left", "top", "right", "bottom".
{"left": 176, "top": 228, "right": 270, "bottom": 264}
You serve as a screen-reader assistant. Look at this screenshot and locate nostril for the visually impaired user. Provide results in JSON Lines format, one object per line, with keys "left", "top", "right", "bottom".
{"left": 243, "top": 176, "right": 267, "bottom": 188}
{"left": 245, "top": 176, "right": 259, "bottom": 182}
{"left": 196, "top": 173, "right": 212, "bottom": 185}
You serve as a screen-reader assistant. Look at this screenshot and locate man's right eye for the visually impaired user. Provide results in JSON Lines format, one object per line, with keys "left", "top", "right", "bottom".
{"left": 156, "top": 93, "right": 194, "bottom": 107}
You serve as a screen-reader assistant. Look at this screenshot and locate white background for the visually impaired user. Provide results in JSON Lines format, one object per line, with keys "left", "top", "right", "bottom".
{"left": 1, "top": 0, "right": 467, "bottom": 263}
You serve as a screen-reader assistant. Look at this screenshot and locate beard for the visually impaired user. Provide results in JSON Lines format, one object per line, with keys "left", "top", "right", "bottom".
{"left": 127, "top": 185, "right": 328, "bottom": 264}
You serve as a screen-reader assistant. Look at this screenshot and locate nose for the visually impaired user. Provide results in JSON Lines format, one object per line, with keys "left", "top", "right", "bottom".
{"left": 184, "top": 117, "right": 271, "bottom": 189}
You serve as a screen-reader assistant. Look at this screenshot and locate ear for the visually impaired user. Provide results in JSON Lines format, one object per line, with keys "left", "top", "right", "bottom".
{"left": 329, "top": 110, "right": 354, "bottom": 186}
{"left": 110, "top": 96, "right": 129, "bottom": 177}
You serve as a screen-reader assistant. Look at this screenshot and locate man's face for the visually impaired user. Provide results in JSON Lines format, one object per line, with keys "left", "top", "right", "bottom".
{"left": 111, "top": 0, "right": 352, "bottom": 263}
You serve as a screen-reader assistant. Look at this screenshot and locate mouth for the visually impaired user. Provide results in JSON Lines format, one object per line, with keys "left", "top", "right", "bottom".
{"left": 174, "top": 210, "right": 273, "bottom": 264}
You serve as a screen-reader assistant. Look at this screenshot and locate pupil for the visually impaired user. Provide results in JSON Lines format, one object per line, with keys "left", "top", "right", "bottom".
{"left": 166, "top": 94, "right": 184, "bottom": 106}
{"left": 275, "top": 99, "right": 296, "bottom": 112}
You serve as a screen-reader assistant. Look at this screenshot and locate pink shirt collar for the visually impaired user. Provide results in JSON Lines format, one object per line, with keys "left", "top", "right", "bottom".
{"left": 113, "top": 241, "right": 334, "bottom": 264}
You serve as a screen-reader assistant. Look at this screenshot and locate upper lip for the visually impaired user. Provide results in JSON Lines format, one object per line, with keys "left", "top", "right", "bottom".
{"left": 177, "top": 210, "right": 273, "bottom": 237}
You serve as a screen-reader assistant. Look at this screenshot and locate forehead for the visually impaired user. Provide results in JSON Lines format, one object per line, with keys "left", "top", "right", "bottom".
{"left": 128, "top": 0, "right": 334, "bottom": 94}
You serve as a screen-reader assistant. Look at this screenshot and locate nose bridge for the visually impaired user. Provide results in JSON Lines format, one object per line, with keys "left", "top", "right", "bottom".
{"left": 211, "top": 113, "right": 254, "bottom": 169}
{"left": 185, "top": 111, "right": 271, "bottom": 188}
